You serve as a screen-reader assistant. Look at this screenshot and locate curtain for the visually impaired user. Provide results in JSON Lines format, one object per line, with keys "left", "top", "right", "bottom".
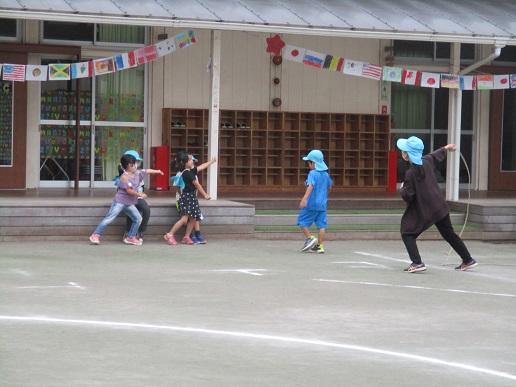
{"left": 96, "top": 25, "right": 145, "bottom": 44}
{"left": 391, "top": 84, "right": 432, "bottom": 129}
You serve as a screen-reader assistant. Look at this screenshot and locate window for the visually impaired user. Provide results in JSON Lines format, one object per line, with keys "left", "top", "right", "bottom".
{"left": 391, "top": 84, "right": 473, "bottom": 183}
{"left": 0, "top": 18, "right": 17, "bottom": 38}
{"left": 43, "top": 21, "right": 145, "bottom": 45}
{"left": 43, "top": 21, "right": 95, "bottom": 42}
{"left": 495, "top": 46, "right": 516, "bottom": 63}
{"left": 502, "top": 89, "right": 516, "bottom": 171}
{"left": 394, "top": 41, "right": 475, "bottom": 61}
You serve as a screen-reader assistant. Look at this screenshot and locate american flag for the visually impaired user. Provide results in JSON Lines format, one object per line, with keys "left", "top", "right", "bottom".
{"left": 3, "top": 64, "right": 26, "bottom": 82}
{"left": 361, "top": 63, "right": 382, "bottom": 80}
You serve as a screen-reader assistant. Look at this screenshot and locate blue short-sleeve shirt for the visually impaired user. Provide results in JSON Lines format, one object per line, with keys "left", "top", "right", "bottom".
{"left": 305, "top": 170, "right": 333, "bottom": 211}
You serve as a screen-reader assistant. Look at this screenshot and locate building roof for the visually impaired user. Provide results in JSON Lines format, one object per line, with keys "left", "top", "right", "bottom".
{"left": 1, "top": 0, "right": 515, "bottom": 45}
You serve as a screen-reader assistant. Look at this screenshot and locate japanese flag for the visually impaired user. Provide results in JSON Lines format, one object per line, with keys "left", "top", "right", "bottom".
{"left": 283, "top": 45, "right": 306, "bottom": 63}
{"left": 420, "top": 72, "right": 440, "bottom": 88}
{"left": 493, "top": 74, "right": 510, "bottom": 89}
{"left": 401, "top": 69, "right": 420, "bottom": 86}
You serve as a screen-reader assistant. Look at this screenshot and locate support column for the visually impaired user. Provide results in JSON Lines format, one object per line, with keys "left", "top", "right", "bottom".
{"left": 446, "top": 42, "right": 461, "bottom": 201}
{"left": 207, "top": 30, "right": 221, "bottom": 200}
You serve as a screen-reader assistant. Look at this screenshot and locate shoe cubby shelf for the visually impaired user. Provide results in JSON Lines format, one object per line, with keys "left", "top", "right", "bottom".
{"left": 162, "top": 109, "right": 390, "bottom": 192}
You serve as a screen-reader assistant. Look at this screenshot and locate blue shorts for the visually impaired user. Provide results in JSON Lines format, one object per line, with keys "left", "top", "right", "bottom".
{"left": 297, "top": 208, "right": 328, "bottom": 229}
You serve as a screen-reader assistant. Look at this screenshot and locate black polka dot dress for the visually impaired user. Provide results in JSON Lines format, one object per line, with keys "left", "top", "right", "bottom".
{"left": 177, "top": 191, "right": 202, "bottom": 221}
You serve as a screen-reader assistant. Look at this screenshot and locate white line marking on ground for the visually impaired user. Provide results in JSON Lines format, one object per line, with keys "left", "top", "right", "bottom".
{"left": 9, "top": 269, "right": 32, "bottom": 277}
{"left": 16, "top": 282, "right": 85, "bottom": 290}
{"left": 332, "top": 261, "right": 389, "bottom": 269}
{"left": 0, "top": 315, "right": 515, "bottom": 382}
{"left": 354, "top": 251, "right": 516, "bottom": 284}
{"left": 211, "top": 269, "right": 267, "bottom": 276}
{"left": 314, "top": 279, "right": 516, "bottom": 299}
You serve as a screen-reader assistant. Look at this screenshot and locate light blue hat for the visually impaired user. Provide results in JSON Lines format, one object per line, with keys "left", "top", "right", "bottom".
{"left": 124, "top": 149, "right": 143, "bottom": 161}
{"left": 397, "top": 136, "right": 424, "bottom": 165}
{"left": 302, "top": 149, "right": 328, "bottom": 171}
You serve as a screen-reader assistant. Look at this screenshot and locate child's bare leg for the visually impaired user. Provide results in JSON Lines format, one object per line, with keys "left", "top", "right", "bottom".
{"left": 318, "top": 228, "right": 326, "bottom": 244}
{"left": 195, "top": 221, "right": 200, "bottom": 232}
{"left": 185, "top": 218, "right": 196, "bottom": 237}
{"left": 301, "top": 227, "right": 312, "bottom": 238}
{"left": 169, "top": 215, "right": 189, "bottom": 235}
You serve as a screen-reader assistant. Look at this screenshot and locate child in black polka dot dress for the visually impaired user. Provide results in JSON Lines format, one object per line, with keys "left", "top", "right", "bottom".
{"left": 164, "top": 151, "right": 216, "bottom": 245}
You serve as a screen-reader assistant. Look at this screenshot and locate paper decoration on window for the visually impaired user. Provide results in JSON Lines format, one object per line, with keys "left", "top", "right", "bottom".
{"left": 421, "top": 72, "right": 440, "bottom": 88}
{"left": 156, "top": 38, "right": 177, "bottom": 57}
{"left": 361, "top": 63, "right": 382, "bottom": 80}
{"left": 94, "top": 58, "right": 115, "bottom": 76}
{"left": 283, "top": 45, "right": 306, "bottom": 63}
{"left": 26, "top": 65, "right": 48, "bottom": 81}
{"left": 114, "top": 52, "right": 137, "bottom": 71}
{"left": 2, "top": 64, "right": 25, "bottom": 82}
{"left": 460, "top": 75, "right": 477, "bottom": 90}
{"left": 343, "top": 59, "right": 364, "bottom": 76}
{"left": 382, "top": 66, "right": 402, "bottom": 82}
{"left": 493, "top": 74, "right": 510, "bottom": 89}
{"left": 48, "top": 64, "right": 70, "bottom": 81}
{"left": 401, "top": 69, "right": 420, "bottom": 86}
{"left": 477, "top": 75, "right": 494, "bottom": 90}
{"left": 303, "top": 50, "right": 325, "bottom": 69}
{"left": 135, "top": 46, "right": 158, "bottom": 65}
{"left": 71, "top": 61, "right": 93, "bottom": 79}
{"left": 440, "top": 74, "right": 459, "bottom": 89}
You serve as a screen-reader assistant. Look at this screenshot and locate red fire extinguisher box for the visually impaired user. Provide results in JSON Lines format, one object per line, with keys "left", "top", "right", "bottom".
{"left": 150, "top": 146, "right": 169, "bottom": 191}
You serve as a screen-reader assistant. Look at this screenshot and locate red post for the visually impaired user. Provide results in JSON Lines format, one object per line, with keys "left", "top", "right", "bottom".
{"left": 387, "top": 150, "right": 397, "bottom": 193}
{"left": 150, "top": 146, "right": 169, "bottom": 191}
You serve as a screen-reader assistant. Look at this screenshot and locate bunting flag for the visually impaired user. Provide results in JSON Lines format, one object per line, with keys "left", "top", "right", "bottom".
{"left": 94, "top": 58, "right": 115, "bottom": 76}
{"left": 2, "top": 64, "right": 25, "bottom": 82}
{"left": 401, "top": 69, "right": 420, "bottom": 86}
{"left": 25, "top": 65, "right": 48, "bottom": 81}
{"left": 511, "top": 74, "right": 516, "bottom": 89}
{"left": 322, "top": 55, "right": 345, "bottom": 72}
{"left": 283, "top": 45, "right": 306, "bottom": 63}
{"left": 361, "top": 63, "right": 382, "bottom": 80}
{"left": 48, "top": 63, "right": 70, "bottom": 81}
{"left": 71, "top": 61, "right": 93, "bottom": 79}
{"left": 302, "top": 50, "right": 325, "bottom": 69}
{"left": 175, "top": 30, "right": 196, "bottom": 49}
{"left": 343, "top": 59, "right": 364, "bottom": 77}
{"left": 460, "top": 75, "right": 477, "bottom": 90}
{"left": 114, "top": 52, "right": 137, "bottom": 71}
{"left": 493, "top": 74, "right": 510, "bottom": 89}
{"left": 477, "top": 75, "right": 494, "bottom": 90}
{"left": 135, "top": 46, "right": 158, "bottom": 65}
{"left": 421, "top": 72, "right": 440, "bottom": 88}
{"left": 440, "top": 74, "right": 459, "bottom": 89}
{"left": 156, "top": 37, "right": 176, "bottom": 57}
{"left": 382, "top": 66, "right": 402, "bottom": 82}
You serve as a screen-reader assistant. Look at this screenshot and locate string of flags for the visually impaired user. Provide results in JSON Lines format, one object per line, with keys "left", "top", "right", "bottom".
{"left": 266, "top": 34, "right": 516, "bottom": 91}
{"left": 0, "top": 30, "right": 196, "bottom": 82}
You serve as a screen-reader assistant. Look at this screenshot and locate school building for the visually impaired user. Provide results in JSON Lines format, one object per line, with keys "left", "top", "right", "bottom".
{"left": 0, "top": 1, "right": 515, "bottom": 199}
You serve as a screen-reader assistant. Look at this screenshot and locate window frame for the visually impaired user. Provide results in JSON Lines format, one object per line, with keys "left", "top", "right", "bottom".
{"left": 0, "top": 19, "right": 21, "bottom": 42}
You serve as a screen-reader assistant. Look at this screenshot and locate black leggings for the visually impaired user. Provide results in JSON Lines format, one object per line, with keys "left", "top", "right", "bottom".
{"left": 125, "top": 199, "right": 150, "bottom": 236}
{"left": 401, "top": 214, "right": 472, "bottom": 265}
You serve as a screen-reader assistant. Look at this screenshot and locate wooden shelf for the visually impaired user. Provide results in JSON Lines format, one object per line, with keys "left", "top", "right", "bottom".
{"left": 164, "top": 108, "right": 391, "bottom": 191}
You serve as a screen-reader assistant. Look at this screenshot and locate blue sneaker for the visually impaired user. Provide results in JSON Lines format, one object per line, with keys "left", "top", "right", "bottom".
{"left": 190, "top": 234, "right": 201, "bottom": 244}
{"left": 196, "top": 232, "right": 207, "bottom": 244}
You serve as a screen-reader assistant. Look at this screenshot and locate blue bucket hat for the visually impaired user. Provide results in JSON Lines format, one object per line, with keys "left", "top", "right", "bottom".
{"left": 396, "top": 136, "right": 424, "bottom": 165}
{"left": 124, "top": 150, "right": 143, "bottom": 161}
{"left": 302, "top": 149, "right": 328, "bottom": 171}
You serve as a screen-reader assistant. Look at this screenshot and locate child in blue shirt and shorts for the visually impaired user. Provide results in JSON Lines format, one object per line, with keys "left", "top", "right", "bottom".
{"left": 298, "top": 149, "right": 333, "bottom": 253}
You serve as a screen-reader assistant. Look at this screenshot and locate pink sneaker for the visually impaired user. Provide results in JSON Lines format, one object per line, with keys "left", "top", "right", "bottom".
{"left": 123, "top": 236, "right": 143, "bottom": 246}
{"left": 181, "top": 236, "right": 194, "bottom": 245}
{"left": 89, "top": 233, "right": 100, "bottom": 245}
{"left": 163, "top": 233, "right": 177, "bottom": 246}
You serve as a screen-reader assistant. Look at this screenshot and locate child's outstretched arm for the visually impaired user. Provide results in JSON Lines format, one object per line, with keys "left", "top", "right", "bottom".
{"left": 144, "top": 169, "right": 164, "bottom": 175}
{"left": 193, "top": 179, "right": 211, "bottom": 200}
{"left": 299, "top": 184, "right": 313, "bottom": 209}
{"left": 197, "top": 158, "right": 217, "bottom": 172}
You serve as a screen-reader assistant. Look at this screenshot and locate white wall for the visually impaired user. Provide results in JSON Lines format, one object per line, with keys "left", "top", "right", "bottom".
{"left": 149, "top": 28, "right": 382, "bottom": 144}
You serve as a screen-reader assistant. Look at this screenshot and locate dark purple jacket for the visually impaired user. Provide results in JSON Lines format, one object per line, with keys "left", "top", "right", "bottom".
{"left": 400, "top": 148, "right": 449, "bottom": 235}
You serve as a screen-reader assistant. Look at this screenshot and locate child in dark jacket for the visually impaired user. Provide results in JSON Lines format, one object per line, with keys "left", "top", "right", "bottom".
{"left": 397, "top": 136, "right": 478, "bottom": 273}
